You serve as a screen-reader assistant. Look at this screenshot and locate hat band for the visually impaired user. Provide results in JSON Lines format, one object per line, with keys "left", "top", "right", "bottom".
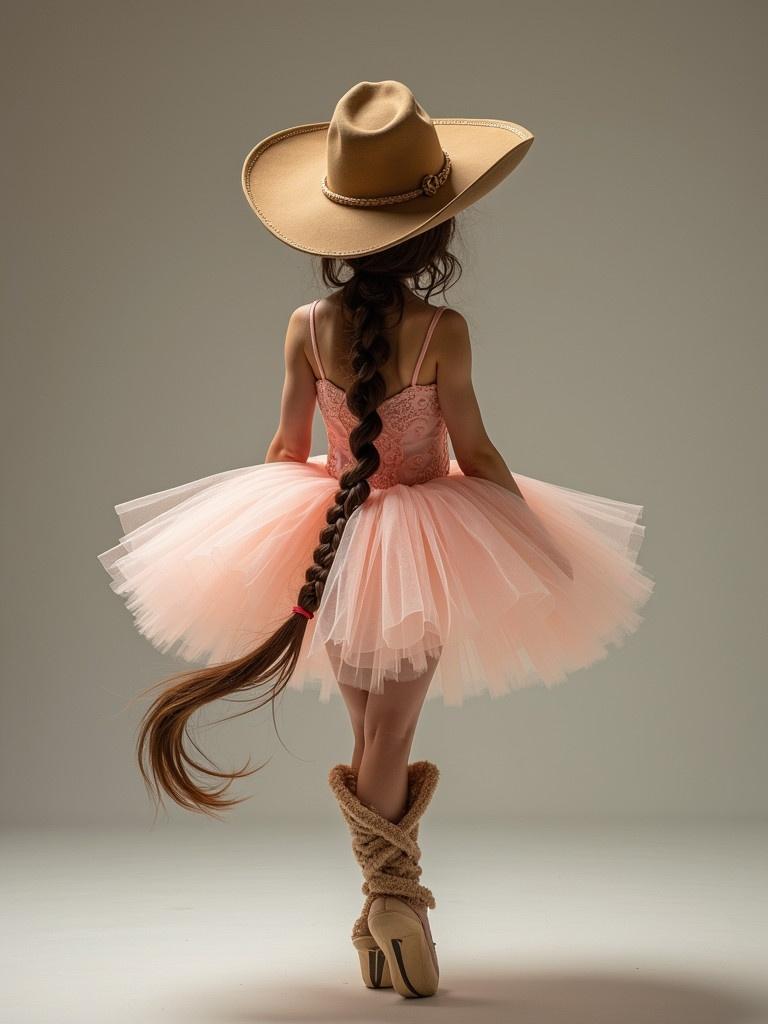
{"left": 321, "top": 150, "right": 452, "bottom": 208}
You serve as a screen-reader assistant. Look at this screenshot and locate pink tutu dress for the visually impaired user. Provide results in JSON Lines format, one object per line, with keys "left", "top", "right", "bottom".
{"left": 97, "top": 301, "right": 655, "bottom": 705}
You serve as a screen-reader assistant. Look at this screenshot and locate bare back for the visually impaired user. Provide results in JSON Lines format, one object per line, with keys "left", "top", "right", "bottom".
{"left": 305, "top": 293, "right": 445, "bottom": 400}
{"left": 270, "top": 290, "right": 523, "bottom": 498}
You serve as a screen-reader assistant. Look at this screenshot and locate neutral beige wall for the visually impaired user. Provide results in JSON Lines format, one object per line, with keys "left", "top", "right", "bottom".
{"left": 2, "top": 0, "right": 765, "bottom": 826}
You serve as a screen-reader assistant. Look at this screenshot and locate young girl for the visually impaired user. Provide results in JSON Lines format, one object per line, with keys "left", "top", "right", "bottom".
{"left": 97, "top": 80, "right": 654, "bottom": 998}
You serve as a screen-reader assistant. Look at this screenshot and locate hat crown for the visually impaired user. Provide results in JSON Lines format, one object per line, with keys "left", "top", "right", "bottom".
{"left": 326, "top": 81, "right": 445, "bottom": 200}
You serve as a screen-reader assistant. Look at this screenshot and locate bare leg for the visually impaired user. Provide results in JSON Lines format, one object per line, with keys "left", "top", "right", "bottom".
{"left": 333, "top": 653, "right": 441, "bottom": 946}
{"left": 357, "top": 656, "right": 439, "bottom": 821}
{"left": 337, "top": 681, "right": 369, "bottom": 773}
{"left": 355, "top": 656, "right": 440, "bottom": 943}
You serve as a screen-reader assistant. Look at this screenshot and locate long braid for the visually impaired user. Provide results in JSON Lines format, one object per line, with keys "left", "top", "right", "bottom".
{"left": 296, "top": 273, "right": 397, "bottom": 616}
{"left": 135, "top": 221, "right": 461, "bottom": 815}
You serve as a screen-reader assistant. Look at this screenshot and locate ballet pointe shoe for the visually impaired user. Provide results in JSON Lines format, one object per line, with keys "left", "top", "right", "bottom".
{"left": 367, "top": 894, "right": 439, "bottom": 999}
{"left": 350, "top": 932, "right": 392, "bottom": 989}
{"left": 328, "top": 760, "right": 441, "bottom": 998}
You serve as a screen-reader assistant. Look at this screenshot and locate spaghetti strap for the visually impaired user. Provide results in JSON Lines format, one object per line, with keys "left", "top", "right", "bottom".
{"left": 309, "top": 299, "right": 326, "bottom": 380}
{"left": 410, "top": 305, "right": 447, "bottom": 385}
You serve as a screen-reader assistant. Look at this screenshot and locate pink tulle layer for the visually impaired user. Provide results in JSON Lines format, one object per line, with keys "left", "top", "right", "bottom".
{"left": 97, "top": 455, "right": 654, "bottom": 705}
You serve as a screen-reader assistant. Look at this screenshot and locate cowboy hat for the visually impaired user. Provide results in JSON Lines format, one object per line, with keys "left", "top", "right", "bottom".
{"left": 241, "top": 79, "right": 533, "bottom": 258}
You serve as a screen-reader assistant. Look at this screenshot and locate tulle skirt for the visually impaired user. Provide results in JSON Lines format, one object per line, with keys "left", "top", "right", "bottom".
{"left": 97, "top": 455, "right": 655, "bottom": 705}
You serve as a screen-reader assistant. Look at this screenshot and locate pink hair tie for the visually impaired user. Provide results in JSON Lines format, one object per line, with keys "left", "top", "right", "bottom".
{"left": 292, "top": 604, "right": 314, "bottom": 620}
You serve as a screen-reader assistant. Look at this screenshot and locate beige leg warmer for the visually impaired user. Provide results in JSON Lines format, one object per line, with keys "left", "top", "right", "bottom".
{"left": 327, "top": 760, "right": 440, "bottom": 940}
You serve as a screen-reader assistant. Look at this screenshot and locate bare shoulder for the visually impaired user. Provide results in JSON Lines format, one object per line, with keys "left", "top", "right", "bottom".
{"left": 435, "top": 306, "right": 469, "bottom": 334}
{"left": 286, "top": 301, "right": 319, "bottom": 347}
{"left": 287, "top": 302, "right": 312, "bottom": 331}
{"left": 282, "top": 303, "right": 316, "bottom": 367}
{"left": 432, "top": 306, "right": 471, "bottom": 361}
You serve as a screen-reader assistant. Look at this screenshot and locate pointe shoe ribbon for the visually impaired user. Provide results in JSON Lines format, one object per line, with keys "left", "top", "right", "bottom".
{"left": 328, "top": 760, "right": 440, "bottom": 939}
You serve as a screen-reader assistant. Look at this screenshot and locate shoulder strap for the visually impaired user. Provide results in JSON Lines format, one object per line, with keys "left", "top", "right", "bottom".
{"left": 309, "top": 299, "right": 326, "bottom": 380}
{"left": 410, "top": 305, "right": 447, "bottom": 385}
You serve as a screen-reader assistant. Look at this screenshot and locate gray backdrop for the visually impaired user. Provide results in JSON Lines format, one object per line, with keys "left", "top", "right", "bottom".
{"left": 2, "top": 0, "right": 765, "bottom": 827}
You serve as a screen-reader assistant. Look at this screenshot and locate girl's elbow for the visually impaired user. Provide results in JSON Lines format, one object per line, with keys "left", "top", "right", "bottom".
{"left": 456, "top": 448, "right": 496, "bottom": 477}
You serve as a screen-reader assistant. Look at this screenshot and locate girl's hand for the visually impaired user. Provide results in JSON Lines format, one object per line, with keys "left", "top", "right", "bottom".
{"left": 535, "top": 531, "right": 574, "bottom": 581}
{"left": 529, "top": 521, "right": 574, "bottom": 579}
{"left": 513, "top": 501, "right": 575, "bottom": 580}
{"left": 549, "top": 548, "right": 574, "bottom": 581}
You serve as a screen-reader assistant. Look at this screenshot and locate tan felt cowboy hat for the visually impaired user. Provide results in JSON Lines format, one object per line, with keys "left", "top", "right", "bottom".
{"left": 241, "top": 79, "right": 534, "bottom": 258}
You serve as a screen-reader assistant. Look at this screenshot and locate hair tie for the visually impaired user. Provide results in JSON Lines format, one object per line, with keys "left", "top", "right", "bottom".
{"left": 292, "top": 604, "right": 314, "bottom": 620}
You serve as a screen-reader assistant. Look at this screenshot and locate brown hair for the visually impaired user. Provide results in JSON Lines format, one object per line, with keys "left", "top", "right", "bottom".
{"left": 136, "top": 217, "right": 463, "bottom": 815}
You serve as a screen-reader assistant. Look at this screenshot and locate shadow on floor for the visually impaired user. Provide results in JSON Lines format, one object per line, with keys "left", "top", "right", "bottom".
{"left": 180, "top": 968, "right": 766, "bottom": 1024}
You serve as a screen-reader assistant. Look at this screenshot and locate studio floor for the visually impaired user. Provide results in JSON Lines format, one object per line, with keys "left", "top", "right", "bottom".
{"left": 2, "top": 822, "right": 767, "bottom": 1024}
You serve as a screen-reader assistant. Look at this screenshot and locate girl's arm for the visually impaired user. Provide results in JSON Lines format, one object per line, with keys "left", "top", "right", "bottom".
{"left": 264, "top": 305, "right": 317, "bottom": 463}
{"left": 436, "top": 310, "right": 574, "bottom": 580}
{"left": 436, "top": 309, "right": 524, "bottom": 496}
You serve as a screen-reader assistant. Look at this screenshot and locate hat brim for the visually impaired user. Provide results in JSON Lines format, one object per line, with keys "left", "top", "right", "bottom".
{"left": 241, "top": 118, "right": 534, "bottom": 258}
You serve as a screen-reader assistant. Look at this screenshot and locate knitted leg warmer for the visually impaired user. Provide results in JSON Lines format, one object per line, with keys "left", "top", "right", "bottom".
{"left": 327, "top": 760, "right": 440, "bottom": 940}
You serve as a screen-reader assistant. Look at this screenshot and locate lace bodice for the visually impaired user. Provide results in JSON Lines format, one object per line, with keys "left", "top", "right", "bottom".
{"left": 311, "top": 301, "right": 451, "bottom": 490}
